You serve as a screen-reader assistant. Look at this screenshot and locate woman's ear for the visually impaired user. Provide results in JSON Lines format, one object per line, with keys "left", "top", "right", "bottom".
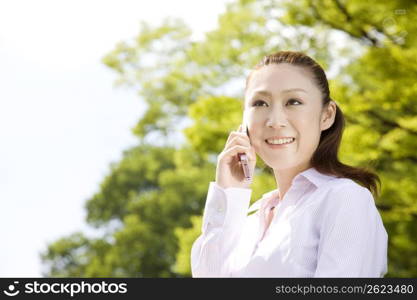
{"left": 320, "top": 100, "right": 337, "bottom": 131}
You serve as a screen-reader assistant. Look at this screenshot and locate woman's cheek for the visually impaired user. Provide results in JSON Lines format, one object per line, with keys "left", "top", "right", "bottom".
{"left": 251, "top": 136, "right": 262, "bottom": 153}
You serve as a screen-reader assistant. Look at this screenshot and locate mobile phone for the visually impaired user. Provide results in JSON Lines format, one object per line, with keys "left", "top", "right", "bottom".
{"left": 238, "top": 123, "right": 252, "bottom": 182}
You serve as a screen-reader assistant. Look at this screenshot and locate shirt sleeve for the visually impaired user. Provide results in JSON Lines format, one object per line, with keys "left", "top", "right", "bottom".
{"left": 191, "top": 181, "right": 252, "bottom": 277}
{"left": 314, "top": 184, "right": 388, "bottom": 277}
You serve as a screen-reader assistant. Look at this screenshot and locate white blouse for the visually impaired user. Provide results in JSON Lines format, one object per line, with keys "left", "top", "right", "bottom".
{"left": 191, "top": 167, "right": 388, "bottom": 277}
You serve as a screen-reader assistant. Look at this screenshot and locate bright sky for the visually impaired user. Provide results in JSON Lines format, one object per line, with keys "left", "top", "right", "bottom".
{"left": 0, "top": 0, "right": 232, "bottom": 277}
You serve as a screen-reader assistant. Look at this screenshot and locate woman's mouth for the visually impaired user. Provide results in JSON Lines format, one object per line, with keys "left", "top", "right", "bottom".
{"left": 265, "top": 137, "right": 295, "bottom": 149}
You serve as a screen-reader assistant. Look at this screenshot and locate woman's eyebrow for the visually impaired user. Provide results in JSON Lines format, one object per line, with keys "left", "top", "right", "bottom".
{"left": 281, "top": 88, "right": 307, "bottom": 93}
{"left": 251, "top": 88, "right": 307, "bottom": 98}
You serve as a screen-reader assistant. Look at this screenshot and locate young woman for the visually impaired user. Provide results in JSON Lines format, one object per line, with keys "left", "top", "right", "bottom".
{"left": 191, "top": 51, "right": 388, "bottom": 277}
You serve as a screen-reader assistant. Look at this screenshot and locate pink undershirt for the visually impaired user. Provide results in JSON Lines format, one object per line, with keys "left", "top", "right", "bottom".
{"left": 259, "top": 192, "right": 281, "bottom": 241}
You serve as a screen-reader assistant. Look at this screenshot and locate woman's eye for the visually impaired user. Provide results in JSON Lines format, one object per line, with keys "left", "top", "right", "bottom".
{"left": 287, "top": 99, "right": 302, "bottom": 105}
{"left": 253, "top": 100, "right": 267, "bottom": 107}
{"left": 252, "top": 99, "right": 302, "bottom": 107}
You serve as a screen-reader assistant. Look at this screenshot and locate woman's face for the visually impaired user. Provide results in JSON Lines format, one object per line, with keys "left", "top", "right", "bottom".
{"left": 244, "top": 63, "right": 334, "bottom": 171}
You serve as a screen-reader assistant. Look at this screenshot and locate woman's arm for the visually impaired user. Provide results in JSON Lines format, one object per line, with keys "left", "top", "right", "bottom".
{"left": 191, "top": 181, "right": 252, "bottom": 277}
{"left": 314, "top": 184, "right": 388, "bottom": 277}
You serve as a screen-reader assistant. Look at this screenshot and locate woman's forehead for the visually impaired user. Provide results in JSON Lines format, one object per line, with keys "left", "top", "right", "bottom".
{"left": 245, "top": 64, "right": 318, "bottom": 98}
{"left": 244, "top": 63, "right": 322, "bottom": 103}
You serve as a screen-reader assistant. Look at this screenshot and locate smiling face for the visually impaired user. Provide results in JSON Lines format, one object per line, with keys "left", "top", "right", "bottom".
{"left": 244, "top": 63, "right": 335, "bottom": 171}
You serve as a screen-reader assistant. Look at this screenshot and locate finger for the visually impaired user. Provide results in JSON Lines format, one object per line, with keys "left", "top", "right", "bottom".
{"left": 225, "top": 131, "right": 235, "bottom": 145}
{"left": 224, "top": 145, "right": 251, "bottom": 159}
{"left": 226, "top": 127, "right": 250, "bottom": 145}
{"left": 225, "top": 135, "right": 251, "bottom": 149}
{"left": 226, "top": 128, "right": 242, "bottom": 144}
{"left": 231, "top": 146, "right": 255, "bottom": 162}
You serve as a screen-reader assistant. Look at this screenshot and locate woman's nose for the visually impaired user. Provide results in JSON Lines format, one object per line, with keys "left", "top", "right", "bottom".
{"left": 266, "top": 108, "right": 288, "bottom": 128}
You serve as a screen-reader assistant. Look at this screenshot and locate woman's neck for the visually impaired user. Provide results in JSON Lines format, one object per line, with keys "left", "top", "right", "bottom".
{"left": 272, "top": 163, "right": 311, "bottom": 200}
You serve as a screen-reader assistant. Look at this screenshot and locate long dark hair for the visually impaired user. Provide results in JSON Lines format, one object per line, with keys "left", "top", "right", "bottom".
{"left": 245, "top": 51, "right": 381, "bottom": 198}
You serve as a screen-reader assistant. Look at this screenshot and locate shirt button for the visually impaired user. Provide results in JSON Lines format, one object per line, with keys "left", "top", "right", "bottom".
{"left": 217, "top": 205, "right": 224, "bottom": 213}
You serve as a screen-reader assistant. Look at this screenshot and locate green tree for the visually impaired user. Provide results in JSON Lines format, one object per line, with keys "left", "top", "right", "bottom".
{"left": 279, "top": 0, "right": 417, "bottom": 277}
{"left": 41, "top": 0, "right": 417, "bottom": 277}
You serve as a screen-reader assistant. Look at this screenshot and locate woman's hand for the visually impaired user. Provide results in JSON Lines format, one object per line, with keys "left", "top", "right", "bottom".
{"left": 215, "top": 124, "right": 256, "bottom": 189}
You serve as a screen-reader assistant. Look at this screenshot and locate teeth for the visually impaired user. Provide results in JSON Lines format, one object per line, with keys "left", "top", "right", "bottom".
{"left": 266, "top": 138, "right": 294, "bottom": 145}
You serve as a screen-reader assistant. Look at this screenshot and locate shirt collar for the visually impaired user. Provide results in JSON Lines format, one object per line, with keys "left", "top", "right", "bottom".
{"left": 293, "top": 167, "right": 337, "bottom": 188}
{"left": 247, "top": 167, "right": 336, "bottom": 213}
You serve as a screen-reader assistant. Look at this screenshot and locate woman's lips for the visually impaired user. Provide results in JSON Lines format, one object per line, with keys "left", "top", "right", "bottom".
{"left": 265, "top": 138, "right": 295, "bottom": 149}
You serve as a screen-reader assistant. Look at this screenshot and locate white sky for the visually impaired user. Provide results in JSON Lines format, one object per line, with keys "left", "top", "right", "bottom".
{"left": 0, "top": 0, "right": 232, "bottom": 277}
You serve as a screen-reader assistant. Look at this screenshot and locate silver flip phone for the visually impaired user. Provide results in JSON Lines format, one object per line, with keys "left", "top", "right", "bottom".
{"left": 238, "top": 124, "right": 252, "bottom": 182}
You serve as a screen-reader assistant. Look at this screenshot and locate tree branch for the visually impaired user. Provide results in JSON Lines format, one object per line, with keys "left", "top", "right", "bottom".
{"left": 309, "top": 0, "right": 380, "bottom": 46}
{"left": 332, "top": 0, "right": 399, "bottom": 45}
{"left": 366, "top": 110, "right": 417, "bottom": 136}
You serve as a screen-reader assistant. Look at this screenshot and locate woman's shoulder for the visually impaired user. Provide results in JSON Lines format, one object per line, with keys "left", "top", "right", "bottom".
{"left": 324, "top": 176, "right": 372, "bottom": 195}
{"left": 324, "top": 176, "right": 365, "bottom": 190}
{"left": 315, "top": 176, "right": 385, "bottom": 239}
{"left": 318, "top": 176, "right": 376, "bottom": 211}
